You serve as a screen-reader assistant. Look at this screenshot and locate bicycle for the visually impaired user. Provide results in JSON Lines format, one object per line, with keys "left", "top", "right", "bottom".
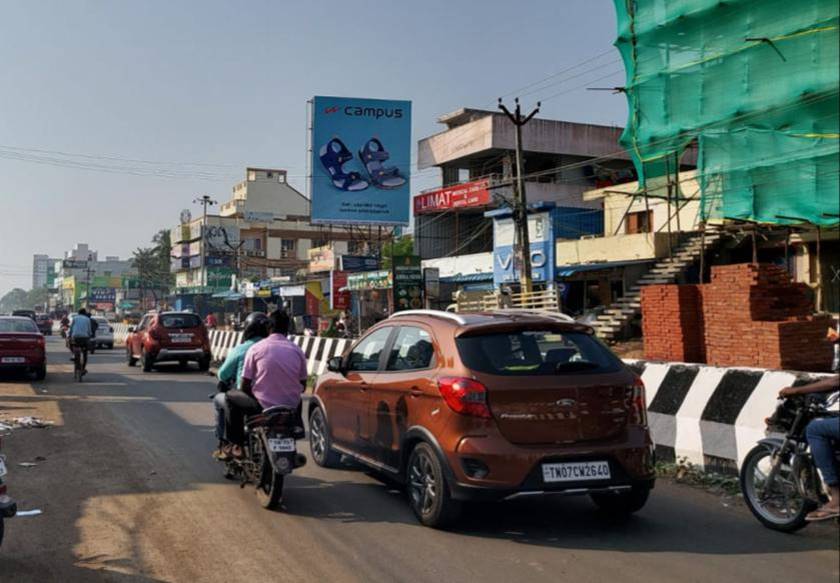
{"left": 69, "top": 337, "right": 89, "bottom": 382}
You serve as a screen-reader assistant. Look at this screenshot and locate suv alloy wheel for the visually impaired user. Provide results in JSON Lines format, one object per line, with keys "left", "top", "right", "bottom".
{"left": 309, "top": 408, "right": 341, "bottom": 468}
{"left": 406, "top": 443, "right": 461, "bottom": 529}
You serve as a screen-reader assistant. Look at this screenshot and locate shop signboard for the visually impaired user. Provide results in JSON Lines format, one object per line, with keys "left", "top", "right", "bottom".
{"left": 330, "top": 270, "right": 351, "bottom": 310}
{"left": 308, "top": 246, "right": 336, "bottom": 273}
{"left": 492, "top": 210, "right": 556, "bottom": 286}
{"left": 423, "top": 267, "right": 440, "bottom": 299}
{"left": 347, "top": 270, "right": 392, "bottom": 291}
{"left": 62, "top": 259, "right": 88, "bottom": 269}
{"left": 392, "top": 255, "right": 423, "bottom": 311}
{"left": 276, "top": 285, "right": 305, "bottom": 297}
{"left": 339, "top": 255, "right": 379, "bottom": 272}
{"left": 310, "top": 95, "right": 411, "bottom": 226}
{"left": 204, "top": 224, "right": 240, "bottom": 253}
{"left": 305, "top": 281, "right": 329, "bottom": 316}
{"left": 90, "top": 287, "right": 116, "bottom": 304}
{"left": 413, "top": 179, "right": 493, "bottom": 214}
{"left": 206, "top": 255, "right": 233, "bottom": 268}
{"left": 244, "top": 211, "right": 275, "bottom": 223}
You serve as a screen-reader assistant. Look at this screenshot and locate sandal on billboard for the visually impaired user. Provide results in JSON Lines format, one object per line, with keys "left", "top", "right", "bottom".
{"left": 359, "top": 138, "right": 407, "bottom": 190}
{"left": 319, "top": 137, "right": 369, "bottom": 191}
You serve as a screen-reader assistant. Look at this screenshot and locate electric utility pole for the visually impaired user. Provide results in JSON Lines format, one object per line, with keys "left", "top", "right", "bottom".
{"left": 498, "top": 97, "right": 540, "bottom": 293}
{"left": 193, "top": 195, "right": 217, "bottom": 289}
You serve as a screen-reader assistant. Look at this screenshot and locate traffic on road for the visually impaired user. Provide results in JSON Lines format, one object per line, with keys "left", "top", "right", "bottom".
{"left": 0, "top": 313, "right": 837, "bottom": 582}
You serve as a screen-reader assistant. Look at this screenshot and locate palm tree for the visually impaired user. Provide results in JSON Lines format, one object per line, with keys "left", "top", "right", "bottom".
{"left": 152, "top": 229, "right": 174, "bottom": 292}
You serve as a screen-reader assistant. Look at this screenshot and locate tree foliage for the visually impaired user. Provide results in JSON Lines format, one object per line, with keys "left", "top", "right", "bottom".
{"left": 0, "top": 287, "right": 51, "bottom": 313}
{"left": 380, "top": 235, "right": 415, "bottom": 269}
{"left": 132, "top": 228, "right": 174, "bottom": 303}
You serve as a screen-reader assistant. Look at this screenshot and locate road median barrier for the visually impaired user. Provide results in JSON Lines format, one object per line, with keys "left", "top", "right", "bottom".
{"left": 626, "top": 359, "right": 833, "bottom": 475}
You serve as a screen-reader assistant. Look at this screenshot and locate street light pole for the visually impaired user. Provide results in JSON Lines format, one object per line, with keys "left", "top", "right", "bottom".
{"left": 193, "top": 195, "right": 218, "bottom": 289}
{"left": 498, "top": 97, "right": 540, "bottom": 293}
{"left": 84, "top": 253, "right": 94, "bottom": 311}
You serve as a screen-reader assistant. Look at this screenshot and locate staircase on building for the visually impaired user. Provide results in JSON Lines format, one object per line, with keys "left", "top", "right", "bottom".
{"left": 591, "top": 227, "right": 723, "bottom": 343}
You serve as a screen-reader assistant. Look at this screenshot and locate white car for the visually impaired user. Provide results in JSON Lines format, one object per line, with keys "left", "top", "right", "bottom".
{"left": 93, "top": 317, "right": 114, "bottom": 349}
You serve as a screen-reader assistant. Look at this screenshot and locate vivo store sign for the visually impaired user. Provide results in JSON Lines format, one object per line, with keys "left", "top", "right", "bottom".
{"left": 492, "top": 211, "right": 555, "bottom": 286}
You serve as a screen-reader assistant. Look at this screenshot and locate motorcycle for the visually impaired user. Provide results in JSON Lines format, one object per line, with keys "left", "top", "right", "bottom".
{"left": 213, "top": 397, "right": 306, "bottom": 510}
{"left": 60, "top": 324, "right": 68, "bottom": 339}
{"left": 740, "top": 394, "right": 839, "bottom": 532}
{"left": 0, "top": 435, "right": 18, "bottom": 548}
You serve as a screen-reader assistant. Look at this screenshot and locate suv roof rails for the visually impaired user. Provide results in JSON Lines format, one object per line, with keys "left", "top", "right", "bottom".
{"left": 491, "top": 309, "right": 576, "bottom": 323}
{"left": 389, "top": 309, "right": 468, "bottom": 326}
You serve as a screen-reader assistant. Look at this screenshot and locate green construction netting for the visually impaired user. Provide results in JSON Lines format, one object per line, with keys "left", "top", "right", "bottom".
{"left": 613, "top": 0, "right": 840, "bottom": 226}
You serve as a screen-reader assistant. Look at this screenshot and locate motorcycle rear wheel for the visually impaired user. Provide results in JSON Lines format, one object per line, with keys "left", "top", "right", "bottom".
{"left": 256, "top": 457, "right": 284, "bottom": 510}
{"left": 740, "top": 444, "right": 816, "bottom": 533}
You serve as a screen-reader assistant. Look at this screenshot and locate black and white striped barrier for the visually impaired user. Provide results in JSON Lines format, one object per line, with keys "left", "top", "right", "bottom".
{"left": 197, "top": 331, "right": 837, "bottom": 474}
{"left": 626, "top": 360, "right": 832, "bottom": 474}
{"left": 112, "top": 323, "right": 130, "bottom": 343}
{"left": 208, "top": 330, "right": 352, "bottom": 377}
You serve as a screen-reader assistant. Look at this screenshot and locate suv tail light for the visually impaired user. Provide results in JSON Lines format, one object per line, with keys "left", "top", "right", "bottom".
{"left": 438, "top": 377, "right": 492, "bottom": 419}
{"left": 625, "top": 377, "right": 647, "bottom": 426}
{"left": 36, "top": 335, "right": 45, "bottom": 349}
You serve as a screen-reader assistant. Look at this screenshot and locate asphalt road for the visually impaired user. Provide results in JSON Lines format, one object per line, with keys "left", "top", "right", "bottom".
{"left": 0, "top": 337, "right": 837, "bottom": 582}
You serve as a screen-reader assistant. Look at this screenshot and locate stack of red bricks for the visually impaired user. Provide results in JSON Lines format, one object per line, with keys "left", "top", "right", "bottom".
{"left": 641, "top": 263, "right": 833, "bottom": 372}
{"left": 641, "top": 284, "right": 705, "bottom": 363}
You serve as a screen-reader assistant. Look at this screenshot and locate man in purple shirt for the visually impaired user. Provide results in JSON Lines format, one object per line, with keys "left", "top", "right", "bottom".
{"left": 225, "top": 310, "right": 307, "bottom": 454}
{"left": 241, "top": 310, "right": 307, "bottom": 409}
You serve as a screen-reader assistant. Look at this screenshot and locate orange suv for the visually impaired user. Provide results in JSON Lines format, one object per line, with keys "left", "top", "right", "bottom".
{"left": 308, "top": 309, "right": 655, "bottom": 528}
{"left": 126, "top": 311, "right": 211, "bottom": 372}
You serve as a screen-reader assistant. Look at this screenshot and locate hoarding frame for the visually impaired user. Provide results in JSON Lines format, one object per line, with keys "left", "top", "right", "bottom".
{"left": 309, "top": 95, "right": 411, "bottom": 227}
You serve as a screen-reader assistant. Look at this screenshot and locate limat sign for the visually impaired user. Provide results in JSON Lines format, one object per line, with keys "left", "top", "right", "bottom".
{"left": 414, "top": 179, "right": 492, "bottom": 214}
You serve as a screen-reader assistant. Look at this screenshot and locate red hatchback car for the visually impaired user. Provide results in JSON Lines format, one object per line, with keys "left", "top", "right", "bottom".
{"left": 125, "top": 311, "right": 211, "bottom": 372}
{"left": 0, "top": 316, "right": 46, "bottom": 380}
{"left": 308, "top": 310, "right": 654, "bottom": 528}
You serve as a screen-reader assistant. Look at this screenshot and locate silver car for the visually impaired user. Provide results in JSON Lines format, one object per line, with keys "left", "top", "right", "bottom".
{"left": 93, "top": 317, "right": 114, "bottom": 349}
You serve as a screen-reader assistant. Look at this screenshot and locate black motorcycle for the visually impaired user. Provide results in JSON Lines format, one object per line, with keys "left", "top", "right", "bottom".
{"left": 0, "top": 435, "right": 18, "bottom": 548}
{"left": 216, "top": 403, "right": 305, "bottom": 510}
{"left": 740, "top": 394, "right": 839, "bottom": 532}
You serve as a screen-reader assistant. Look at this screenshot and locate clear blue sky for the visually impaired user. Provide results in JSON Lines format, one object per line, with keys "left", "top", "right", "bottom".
{"left": 0, "top": 0, "right": 626, "bottom": 296}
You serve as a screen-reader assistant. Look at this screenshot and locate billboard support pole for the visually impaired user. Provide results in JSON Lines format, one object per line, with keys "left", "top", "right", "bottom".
{"left": 498, "top": 98, "right": 540, "bottom": 294}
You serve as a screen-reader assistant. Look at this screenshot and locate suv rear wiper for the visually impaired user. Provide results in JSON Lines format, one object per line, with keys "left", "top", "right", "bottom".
{"left": 554, "top": 361, "right": 600, "bottom": 373}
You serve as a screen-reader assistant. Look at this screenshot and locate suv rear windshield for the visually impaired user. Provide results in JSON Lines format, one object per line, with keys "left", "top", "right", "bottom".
{"left": 160, "top": 314, "right": 202, "bottom": 329}
{"left": 456, "top": 330, "right": 623, "bottom": 376}
{"left": 0, "top": 318, "right": 39, "bottom": 333}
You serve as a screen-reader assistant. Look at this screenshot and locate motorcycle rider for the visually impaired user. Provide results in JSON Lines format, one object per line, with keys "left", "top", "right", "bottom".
{"left": 224, "top": 309, "right": 307, "bottom": 458}
{"left": 60, "top": 314, "right": 70, "bottom": 337}
{"left": 779, "top": 329, "right": 840, "bottom": 522}
{"left": 212, "top": 312, "right": 270, "bottom": 460}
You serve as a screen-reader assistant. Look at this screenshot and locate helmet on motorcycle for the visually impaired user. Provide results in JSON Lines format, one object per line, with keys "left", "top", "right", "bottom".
{"left": 242, "top": 312, "right": 270, "bottom": 341}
